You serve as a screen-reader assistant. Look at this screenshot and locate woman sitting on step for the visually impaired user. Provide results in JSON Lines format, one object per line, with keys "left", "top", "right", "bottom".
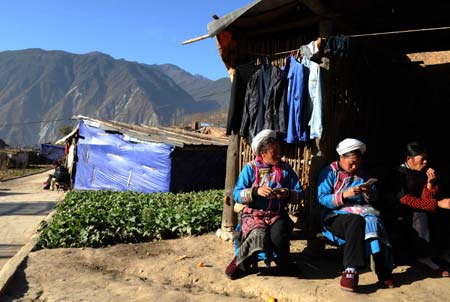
{"left": 225, "top": 129, "right": 303, "bottom": 279}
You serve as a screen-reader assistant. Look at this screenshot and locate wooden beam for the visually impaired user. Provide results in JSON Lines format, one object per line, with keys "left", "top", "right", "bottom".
{"left": 181, "top": 34, "right": 211, "bottom": 45}
{"left": 221, "top": 134, "right": 239, "bottom": 232}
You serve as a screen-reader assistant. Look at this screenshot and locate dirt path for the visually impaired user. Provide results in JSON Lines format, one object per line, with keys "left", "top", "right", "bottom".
{"left": 0, "top": 171, "right": 65, "bottom": 269}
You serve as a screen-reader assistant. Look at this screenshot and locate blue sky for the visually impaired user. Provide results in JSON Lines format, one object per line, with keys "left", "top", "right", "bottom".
{"left": 0, "top": 0, "right": 253, "bottom": 80}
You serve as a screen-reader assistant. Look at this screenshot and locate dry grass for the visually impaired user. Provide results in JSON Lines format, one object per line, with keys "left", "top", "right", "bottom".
{"left": 0, "top": 165, "right": 53, "bottom": 180}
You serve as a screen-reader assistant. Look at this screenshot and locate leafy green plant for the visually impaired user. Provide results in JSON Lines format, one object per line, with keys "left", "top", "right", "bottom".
{"left": 35, "top": 189, "right": 224, "bottom": 249}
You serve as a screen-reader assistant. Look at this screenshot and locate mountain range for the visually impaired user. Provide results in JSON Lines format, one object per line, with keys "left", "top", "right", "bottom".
{"left": 0, "top": 49, "right": 230, "bottom": 147}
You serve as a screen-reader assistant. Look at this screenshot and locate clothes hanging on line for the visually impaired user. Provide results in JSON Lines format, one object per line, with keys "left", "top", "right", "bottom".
{"left": 298, "top": 39, "right": 324, "bottom": 139}
{"left": 286, "top": 55, "right": 308, "bottom": 143}
{"left": 229, "top": 37, "right": 325, "bottom": 143}
{"left": 284, "top": 37, "right": 324, "bottom": 143}
{"left": 249, "top": 38, "right": 323, "bottom": 58}
{"left": 226, "top": 61, "right": 260, "bottom": 135}
{"left": 324, "top": 35, "right": 351, "bottom": 57}
{"left": 239, "top": 61, "right": 287, "bottom": 143}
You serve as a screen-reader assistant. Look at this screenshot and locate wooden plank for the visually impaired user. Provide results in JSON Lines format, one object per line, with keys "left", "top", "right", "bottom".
{"left": 74, "top": 116, "right": 228, "bottom": 147}
{"left": 181, "top": 34, "right": 211, "bottom": 45}
{"left": 221, "top": 134, "right": 240, "bottom": 231}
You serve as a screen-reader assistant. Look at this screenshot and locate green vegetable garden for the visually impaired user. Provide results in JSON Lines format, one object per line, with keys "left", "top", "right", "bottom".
{"left": 35, "top": 189, "right": 224, "bottom": 250}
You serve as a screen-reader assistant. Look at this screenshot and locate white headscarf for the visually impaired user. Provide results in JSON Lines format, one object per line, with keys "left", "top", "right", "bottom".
{"left": 251, "top": 129, "right": 277, "bottom": 156}
{"left": 336, "top": 138, "right": 366, "bottom": 155}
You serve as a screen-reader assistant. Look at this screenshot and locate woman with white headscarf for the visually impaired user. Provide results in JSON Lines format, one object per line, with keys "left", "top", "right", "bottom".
{"left": 317, "top": 138, "right": 394, "bottom": 292}
{"left": 225, "top": 129, "right": 303, "bottom": 280}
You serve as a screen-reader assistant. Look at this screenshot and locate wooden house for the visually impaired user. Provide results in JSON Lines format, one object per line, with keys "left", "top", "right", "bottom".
{"left": 183, "top": 0, "right": 450, "bottom": 239}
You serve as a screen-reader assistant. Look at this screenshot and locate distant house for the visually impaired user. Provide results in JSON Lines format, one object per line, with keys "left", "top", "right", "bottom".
{"left": 0, "top": 149, "right": 36, "bottom": 169}
{"left": 57, "top": 115, "right": 228, "bottom": 193}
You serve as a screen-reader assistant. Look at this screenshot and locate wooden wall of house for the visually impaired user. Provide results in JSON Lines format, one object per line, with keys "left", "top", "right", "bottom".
{"left": 304, "top": 43, "right": 450, "bottom": 222}
{"left": 320, "top": 44, "right": 450, "bottom": 181}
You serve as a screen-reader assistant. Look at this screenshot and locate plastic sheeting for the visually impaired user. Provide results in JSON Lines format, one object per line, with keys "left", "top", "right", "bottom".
{"left": 40, "top": 144, "right": 65, "bottom": 162}
{"left": 74, "top": 120, "right": 174, "bottom": 193}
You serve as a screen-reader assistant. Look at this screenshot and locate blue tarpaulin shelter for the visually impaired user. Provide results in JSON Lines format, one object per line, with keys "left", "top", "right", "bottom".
{"left": 66, "top": 116, "right": 228, "bottom": 194}
{"left": 40, "top": 143, "right": 65, "bottom": 162}
{"left": 74, "top": 120, "right": 174, "bottom": 193}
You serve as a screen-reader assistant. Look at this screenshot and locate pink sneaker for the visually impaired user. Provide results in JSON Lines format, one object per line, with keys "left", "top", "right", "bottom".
{"left": 340, "top": 269, "right": 359, "bottom": 291}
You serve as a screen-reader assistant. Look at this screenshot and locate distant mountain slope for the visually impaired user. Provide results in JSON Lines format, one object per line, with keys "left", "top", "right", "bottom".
{"left": 0, "top": 49, "right": 230, "bottom": 146}
{"left": 155, "top": 64, "right": 230, "bottom": 110}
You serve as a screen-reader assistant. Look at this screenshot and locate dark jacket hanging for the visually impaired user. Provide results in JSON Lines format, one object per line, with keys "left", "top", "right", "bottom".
{"left": 239, "top": 63, "right": 287, "bottom": 143}
{"left": 226, "top": 61, "right": 260, "bottom": 135}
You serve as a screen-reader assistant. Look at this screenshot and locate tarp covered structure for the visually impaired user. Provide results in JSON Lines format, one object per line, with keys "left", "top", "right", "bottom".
{"left": 40, "top": 143, "right": 65, "bottom": 162}
{"left": 62, "top": 116, "right": 228, "bottom": 194}
{"left": 74, "top": 119, "right": 173, "bottom": 193}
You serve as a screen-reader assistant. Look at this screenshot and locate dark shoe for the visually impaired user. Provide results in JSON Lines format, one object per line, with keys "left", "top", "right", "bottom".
{"left": 378, "top": 278, "right": 396, "bottom": 289}
{"left": 340, "top": 269, "right": 358, "bottom": 292}
{"left": 225, "top": 256, "right": 245, "bottom": 280}
{"left": 433, "top": 268, "right": 450, "bottom": 277}
{"left": 417, "top": 262, "right": 450, "bottom": 277}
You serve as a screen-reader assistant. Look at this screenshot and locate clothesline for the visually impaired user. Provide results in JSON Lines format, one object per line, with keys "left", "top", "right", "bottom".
{"left": 250, "top": 26, "right": 450, "bottom": 57}
{"left": 349, "top": 25, "right": 450, "bottom": 38}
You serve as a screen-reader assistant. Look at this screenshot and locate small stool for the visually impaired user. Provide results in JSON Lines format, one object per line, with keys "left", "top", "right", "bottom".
{"left": 50, "top": 177, "right": 56, "bottom": 191}
{"left": 55, "top": 180, "right": 70, "bottom": 192}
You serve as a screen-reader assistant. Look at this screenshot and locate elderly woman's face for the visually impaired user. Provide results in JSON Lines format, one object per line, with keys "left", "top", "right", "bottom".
{"left": 339, "top": 153, "right": 362, "bottom": 173}
{"left": 407, "top": 154, "right": 428, "bottom": 171}
{"left": 261, "top": 142, "right": 281, "bottom": 166}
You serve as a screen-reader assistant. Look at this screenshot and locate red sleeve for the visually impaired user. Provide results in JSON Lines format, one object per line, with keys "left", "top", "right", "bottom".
{"left": 399, "top": 184, "right": 437, "bottom": 212}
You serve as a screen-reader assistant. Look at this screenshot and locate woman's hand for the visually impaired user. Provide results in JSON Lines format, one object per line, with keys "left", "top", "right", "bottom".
{"left": 342, "top": 186, "right": 362, "bottom": 199}
{"left": 257, "top": 187, "right": 290, "bottom": 199}
{"left": 426, "top": 168, "right": 436, "bottom": 189}
{"left": 258, "top": 187, "right": 274, "bottom": 199}
{"left": 360, "top": 185, "right": 372, "bottom": 194}
{"left": 437, "top": 198, "right": 450, "bottom": 209}
{"left": 273, "top": 188, "right": 289, "bottom": 200}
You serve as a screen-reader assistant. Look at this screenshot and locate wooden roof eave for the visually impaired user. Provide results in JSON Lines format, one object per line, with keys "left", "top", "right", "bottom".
{"left": 72, "top": 116, "right": 228, "bottom": 147}
{"left": 183, "top": 0, "right": 355, "bottom": 45}
{"left": 139, "top": 125, "right": 229, "bottom": 146}
{"left": 93, "top": 123, "right": 186, "bottom": 148}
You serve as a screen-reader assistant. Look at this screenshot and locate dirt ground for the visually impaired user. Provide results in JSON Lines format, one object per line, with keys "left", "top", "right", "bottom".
{"left": 2, "top": 231, "right": 450, "bottom": 302}
{"left": 1, "top": 172, "right": 450, "bottom": 302}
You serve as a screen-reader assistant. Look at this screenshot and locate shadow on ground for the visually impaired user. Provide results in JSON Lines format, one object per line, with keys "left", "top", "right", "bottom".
{"left": 0, "top": 260, "right": 31, "bottom": 302}
{"left": 0, "top": 202, "right": 56, "bottom": 216}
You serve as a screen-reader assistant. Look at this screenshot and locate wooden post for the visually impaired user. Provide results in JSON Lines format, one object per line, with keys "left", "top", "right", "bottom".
{"left": 217, "top": 134, "right": 239, "bottom": 240}
{"left": 304, "top": 19, "right": 333, "bottom": 252}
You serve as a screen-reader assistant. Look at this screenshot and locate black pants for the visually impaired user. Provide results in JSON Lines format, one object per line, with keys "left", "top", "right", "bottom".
{"left": 326, "top": 214, "right": 366, "bottom": 268}
{"left": 238, "top": 213, "right": 294, "bottom": 271}
{"left": 430, "top": 209, "right": 450, "bottom": 254}
{"left": 327, "top": 214, "right": 392, "bottom": 280}
{"left": 389, "top": 211, "right": 439, "bottom": 261}
{"left": 270, "top": 214, "right": 295, "bottom": 268}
